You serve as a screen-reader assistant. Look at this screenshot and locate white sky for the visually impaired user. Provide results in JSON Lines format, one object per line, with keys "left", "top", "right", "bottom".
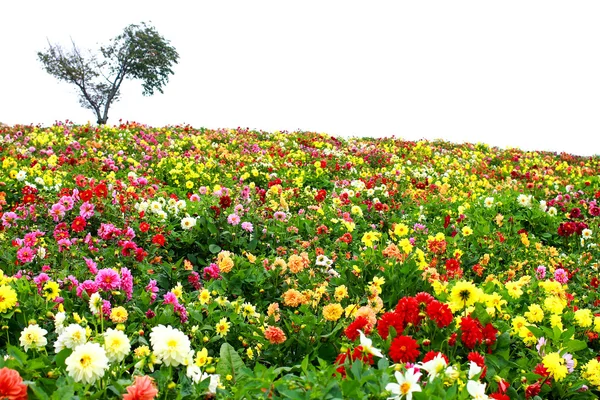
{"left": 1, "top": 1, "right": 599, "bottom": 156}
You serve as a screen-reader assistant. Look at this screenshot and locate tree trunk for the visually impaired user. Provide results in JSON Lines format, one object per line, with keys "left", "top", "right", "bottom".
{"left": 97, "top": 117, "right": 108, "bottom": 125}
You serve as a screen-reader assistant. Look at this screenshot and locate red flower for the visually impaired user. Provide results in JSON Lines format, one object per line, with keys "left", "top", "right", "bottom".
{"left": 533, "top": 363, "right": 549, "bottom": 378}
{"left": 345, "top": 316, "right": 370, "bottom": 341}
{"left": 591, "top": 277, "right": 600, "bottom": 289}
{"left": 395, "top": 297, "right": 422, "bottom": 327}
{"left": 460, "top": 316, "right": 483, "bottom": 349}
{"left": 71, "top": 216, "right": 87, "bottom": 232}
{"left": 377, "top": 312, "right": 404, "bottom": 340}
{"left": 219, "top": 195, "right": 232, "bottom": 209}
{"left": 123, "top": 375, "right": 158, "bottom": 400}
{"left": 490, "top": 394, "right": 510, "bottom": 400}
{"left": 525, "top": 382, "right": 542, "bottom": 399}
{"left": 415, "top": 292, "right": 434, "bottom": 307}
{"left": 139, "top": 222, "right": 150, "bottom": 233}
{"left": 94, "top": 182, "right": 108, "bottom": 198}
{"left": 482, "top": 323, "right": 498, "bottom": 351}
{"left": 0, "top": 367, "right": 28, "bottom": 400}
{"left": 448, "top": 332, "right": 457, "bottom": 346}
{"left": 152, "top": 234, "right": 165, "bottom": 246}
{"left": 80, "top": 189, "right": 93, "bottom": 201}
{"left": 389, "top": 335, "right": 420, "bottom": 363}
{"left": 425, "top": 300, "right": 453, "bottom": 328}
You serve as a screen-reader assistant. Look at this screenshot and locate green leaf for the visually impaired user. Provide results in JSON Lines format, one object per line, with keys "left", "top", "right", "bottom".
{"left": 564, "top": 339, "right": 588, "bottom": 353}
{"left": 51, "top": 383, "right": 75, "bottom": 400}
{"left": 54, "top": 348, "right": 73, "bottom": 370}
{"left": 209, "top": 244, "right": 221, "bottom": 254}
{"left": 27, "top": 382, "right": 50, "bottom": 400}
{"left": 216, "top": 342, "right": 246, "bottom": 384}
{"left": 526, "top": 325, "right": 544, "bottom": 339}
{"left": 7, "top": 345, "right": 27, "bottom": 367}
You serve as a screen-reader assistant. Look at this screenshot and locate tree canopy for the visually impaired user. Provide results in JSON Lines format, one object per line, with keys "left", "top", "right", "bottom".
{"left": 38, "top": 22, "right": 179, "bottom": 125}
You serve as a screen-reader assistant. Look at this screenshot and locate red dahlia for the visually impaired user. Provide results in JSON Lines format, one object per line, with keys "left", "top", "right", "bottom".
{"left": 388, "top": 335, "right": 420, "bottom": 363}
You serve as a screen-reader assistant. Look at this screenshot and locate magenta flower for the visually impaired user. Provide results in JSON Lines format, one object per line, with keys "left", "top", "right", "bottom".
{"left": 145, "top": 280, "right": 159, "bottom": 303}
{"left": 95, "top": 268, "right": 121, "bottom": 291}
{"left": 536, "top": 265, "right": 546, "bottom": 280}
{"left": 84, "top": 258, "right": 98, "bottom": 274}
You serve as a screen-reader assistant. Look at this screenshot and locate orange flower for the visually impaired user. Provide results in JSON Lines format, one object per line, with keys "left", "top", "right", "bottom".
{"left": 264, "top": 326, "right": 287, "bottom": 344}
{"left": 123, "top": 375, "right": 159, "bottom": 400}
{"left": 282, "top": 289, "right": 306, "bottom": 307}
{"left": 0, "top": 367, "right": 27, "bottom": 400}
{"left": 218, "top": 256, "right": 234, "bottom": 273}
{"left": 288, "top": 255, "right": 305, "bottom": 274}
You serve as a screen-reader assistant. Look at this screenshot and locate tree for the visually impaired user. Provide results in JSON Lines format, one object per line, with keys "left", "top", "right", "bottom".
{"left": 38, "top": 22, "right": 179, "bottom": 125}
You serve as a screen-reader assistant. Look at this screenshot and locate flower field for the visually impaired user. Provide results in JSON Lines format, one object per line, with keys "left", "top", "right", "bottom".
{"left": 0, "top": 121, "right": 600, "bottom": 399}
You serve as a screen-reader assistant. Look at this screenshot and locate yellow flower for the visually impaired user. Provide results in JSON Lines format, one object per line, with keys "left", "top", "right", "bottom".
{"left": 215, "top": 318, "right": 231, "bottom": 337}
{"left": 43, "top": 281, "right": 61, "bottom": 301}
{"left": 171, "top": 282, "right": 184, "bottom": 300}
{"left": 504, "top": 281, "right": 523, "bottom": 299}
{"left": 574, "top": 309, "right": 593, "bottom": 328}
{"left": 0, "top": 285, "right": 18, "bottom": 313}
{"left": 323, "top": 303, "right": 344, "bottom": 321}
{"left": 544, "top": 296, "right": 566, "bottom": 315}
{"left": 195, "top": 348, "right": 208, "bottom": 367}
{"left": 542, "top": 352, "right": 568, "bottom": 381}
{"left": 524, "top": 304, "right": 544, "bottom": 323}
{"left": 361, "top": 231, "right": 381, "bottom": 248}
{"left": 484, "top": 293, "right": 507, "bottom": 312}
{"left": 511, "top": 316, "right": 529, "bottom": 337}
{"left": 449, "top": 281, "right": 480, "bottom": 310}
{"left": 334, "top": 285, "right": 349, "bottom": 302}
{"left": 549, "top": 314, "right": 563, "bottom": 330}
{"left": 398, "top": 238, "right": 413, "bottom": 254}
{"left": 594, "top": 317, "right": 600, "bottom": 333}
{"left": 185, "top": 180, "right": 194, "bottom": 189}
{"left": 582, "top": 359, "right": 600, "bottom": 389}
{"left": 393, "top": 223, "right": 409, "bottom": 237}
{"left": 461, "top": 226, "right": 473, "bottom": 236}
{"left": 110, "top": 306, "right": 128, "bottom": 324}
{"left": 199, "top": 289, "right": 211, "bottom": 305}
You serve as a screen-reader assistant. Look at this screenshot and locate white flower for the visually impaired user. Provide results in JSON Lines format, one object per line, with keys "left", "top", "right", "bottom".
{"left": 150, "top": 325, "right": 191, "bottom": 367}
{"left": 181, "top": 216, "right": 197, "bottom": 230}
{"left": 385, "top": 368, "right": 422, "bottom": 400}
{"left": 104, "top": 328, "right": 131, "bottom": 362}
{"left": 200, "top": 373, "right": 220, "bottom": 394}
{"left": 65, "top": 342, "right": 109, "bottom": 384}
{"left": 539, "top": 200, "right": 548, "bottom": 212}
{"left": 15, "top": 170, "right": 27, "bottom": 181}
{"left": 517, "top": 194, "right": 532, "bottom": 208}
{"left": 548, "top": 207, "right": 557, "bottom": 216}
{"left": 54, "top": 311, "right": 66, "bottom": 334}
{"left": 419, "top": 353, "right": 447, "bottom": 382}
{"left": 582, "top": 229, "right": 593, "bottom": 240}
{"left": 483, "top": 197, "right": 494, "bottom": 208}
{"left": 54, "top": 324, "right": 87, "bottom": 352}
{"left": 89, "top": 292, "right": 102, "bottom": 315}
{"left": 467, "top": 380, "right": 489, "bottom": 399}
{"left": 19, "top": 324, "right": 48, "bottom": 351}
{"left": 468, "top": 361, "right": 483, "bottom": 379}
{"left": 358, "top": 330, "right": 384, "bottom": 358}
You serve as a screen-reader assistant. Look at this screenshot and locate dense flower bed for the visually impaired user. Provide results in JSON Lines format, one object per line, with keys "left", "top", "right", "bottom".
{"left": 0, "top": 121, "right": 599, "bottom": 398}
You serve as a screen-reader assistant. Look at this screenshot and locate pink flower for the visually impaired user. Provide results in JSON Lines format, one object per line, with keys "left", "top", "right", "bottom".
{"left": 163, "top": 292, "right": 178, "bottom": 306}
{"left": 120, "top": 268, "right": 133, "bottom": 300}
{"left": 273, "top": 211, "right": 287, "bottom": 221}
{"left": 95, "top": 268, "right": 121, "bottom": 291}
{"left": 1, "top": 212, "right": 18, "bottom": 228}
{"left": 84, "top": 258, "right": 98, "bottom": 274}
{"left": 79, "top": 201, "right": 95, "bottom": 219}
{"left": 241, "top": 222, "right": 253, "bottom": 232}
{"left": 145, "top": 280, "right": 159, "bottom": 303}
{"left": 227, "top": 214, "right": 241, "bottom": 226}
{"left": 554, "top": 268, "right": 569, "bottom": 284}
{"left": 77, "top": 280, "right": 99, "bottom": 297}
{"left": 59, "top": 196, "right": 74, "bottom": 211}
{"left": 16, "top": 247, "right": 35, "bottom": 263}
{"left": 49, "top": 204, "right": 66, "bottom": 222}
